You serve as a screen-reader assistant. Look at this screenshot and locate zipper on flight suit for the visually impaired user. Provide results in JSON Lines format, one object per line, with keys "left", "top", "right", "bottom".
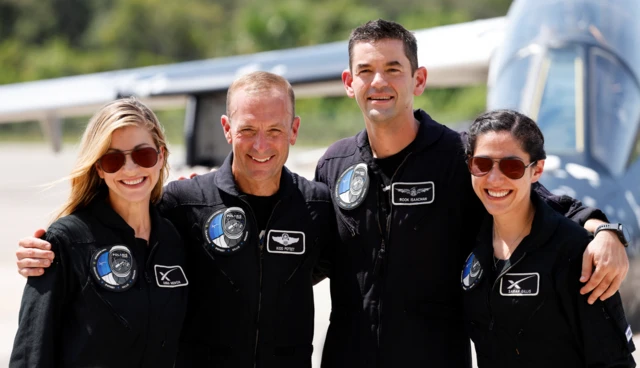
{"left": 374, "top": 152, "right": 412, "bottom": 351}
{"left": 487, "top": 251, "right": 528, "bottom": 360}
{"left": 488, "top": 252, "right": 528, "bottom": 330}
{"left": 241, "top": 197, "right": 281, "bottom": 368}
{"left": 140, "top": 240, "right": 160, "bottom": 365}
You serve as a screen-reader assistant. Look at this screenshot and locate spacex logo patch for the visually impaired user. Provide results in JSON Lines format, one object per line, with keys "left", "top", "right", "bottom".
{"left": 267, "top": 230, "right": 305, "bottom": 255}
{"left": 500, "top": 273, "right": 540, "bottom": 296}
{"left": 154, "top": 265, "right": 188, "bottom": 288}
{"left": 392, "top": 182, "right": 434, "bottom": 206}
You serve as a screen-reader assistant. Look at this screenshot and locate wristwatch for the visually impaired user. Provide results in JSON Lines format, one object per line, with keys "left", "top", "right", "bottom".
{"left": 594, "top": 223, "right": 630, "bottom": 247}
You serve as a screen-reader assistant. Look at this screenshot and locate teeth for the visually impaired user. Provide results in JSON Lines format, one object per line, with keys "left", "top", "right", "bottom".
{"left": 370, "top": 97, "right": 391, "bottom": 100}
{"left": 123, "top": 178, "right": 144, "bottom": 185}
{"left": 252, "top": 156, "right": 271, "bottom": 163}
{"left": 488, "top": 189, "right": 509, "bottom": 198}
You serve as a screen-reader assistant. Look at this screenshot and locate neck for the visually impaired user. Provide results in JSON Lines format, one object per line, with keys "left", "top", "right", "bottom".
{"left": 493, "top": 201, "right": 535, "bottom": 260}
{"left": 365, "top": 115, "right": 419, "bottom": 158}
{"left": 233, "top": 172, "right": 280, "bottom": 196}
{"left": 108, "top": 196, "right": 152, "bottom": 241}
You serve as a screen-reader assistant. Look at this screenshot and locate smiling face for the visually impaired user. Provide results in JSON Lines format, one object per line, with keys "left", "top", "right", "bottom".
{"left": 471, "top": 131, "right": 545, "bottom": 218}
{"left": 96, "top": 125, "right": 164, "bottom": 208}
{"left": 221, "top": 87, "right": 300, "bottom": 195}
{"left": 342, "top": 38, "right": 427, "bottom": 127}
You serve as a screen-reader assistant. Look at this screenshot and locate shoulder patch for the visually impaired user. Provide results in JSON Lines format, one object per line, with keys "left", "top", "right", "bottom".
{"left": 461, "top": 252, "right": 483, "bottom": 291}
{"left": 334, "top": 163, "right": 369, "bottom": 210}
{"left": 203, "top": 207, "right": 249, "bottom": 255}
{"left": 90, "top": 245, "right": 138, "bottom": 292}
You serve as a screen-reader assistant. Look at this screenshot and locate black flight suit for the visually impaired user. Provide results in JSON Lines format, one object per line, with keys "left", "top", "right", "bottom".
{"left": 10, "top": 193, "right": 188, "bottom": 368}
{"left": 462, "top": 191, "right": 636, "bottom": 367}
{"left": 158, "top": 153, "right": 335, "bottom": 368}
{"left": 314, "top": 109, "right": 608, "bottom": 368}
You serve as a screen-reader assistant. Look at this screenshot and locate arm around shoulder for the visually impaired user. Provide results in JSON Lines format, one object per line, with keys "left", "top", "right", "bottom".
{"left": 10, "top": 230, "right": 70, "bottom": 368}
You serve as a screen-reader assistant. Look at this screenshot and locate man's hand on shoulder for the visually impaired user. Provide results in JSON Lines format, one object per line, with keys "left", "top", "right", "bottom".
{"left": 17, "top": 229, "right": 54, "bottom": 278}
{"left": 580, "top": 220, "right": 629, "bottom": 304}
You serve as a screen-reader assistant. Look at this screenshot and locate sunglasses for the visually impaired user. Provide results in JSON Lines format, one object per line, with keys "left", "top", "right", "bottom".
{"left": 98, "top": 147, "right": 160, "bottom": 174}
{"left": 467, "top": 156, "right": 537, "bottom": 180}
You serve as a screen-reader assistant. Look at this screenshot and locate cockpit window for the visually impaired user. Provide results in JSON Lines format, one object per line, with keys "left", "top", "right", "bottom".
{"left": 488, "top": 47, "right": 584, "bottom": 155}
{"left": 535, "top": 47, "right": 582, "bottom": 155}
{"left": 590, "top": 49, "right": 640, "bottom": 175}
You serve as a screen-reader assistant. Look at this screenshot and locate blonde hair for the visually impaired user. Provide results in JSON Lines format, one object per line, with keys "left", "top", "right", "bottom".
{"left": 53, "top": 97, "right": 170, "bottom": 220}
{"left": 226, "top": 71, "right": 296, "bottom": 119}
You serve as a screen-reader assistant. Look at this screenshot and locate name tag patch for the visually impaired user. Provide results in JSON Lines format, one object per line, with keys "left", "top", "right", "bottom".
{"left": 267, "top": 230, "right": 305, "bottom": 255}
{"left": 391, "top": 182, "right": 434, "bottom": 206}
{"left": 154, "top": 265, "right": 189, "bottom": 288}
{"left": 500, "top": 273, "right": 539, "bottom": 296}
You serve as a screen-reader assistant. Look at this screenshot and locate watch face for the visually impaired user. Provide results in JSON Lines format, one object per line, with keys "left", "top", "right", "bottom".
{"left": 620, "top": 224, "right": 631, "bottom": 246}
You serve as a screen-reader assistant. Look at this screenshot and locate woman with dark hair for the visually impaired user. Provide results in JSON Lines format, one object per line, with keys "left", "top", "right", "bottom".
{"left": 461, "top": 109, "right": 635, "bottom": 367}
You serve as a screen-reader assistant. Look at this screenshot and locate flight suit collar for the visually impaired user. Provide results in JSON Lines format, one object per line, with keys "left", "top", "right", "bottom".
{"left": 355, "top": 109, "right": 446, "bottom": 165}
{"left": 87, "top": 187, "right": 164, "bottom": 241}
{"left": 213, "top": 152, "right": 296, "bottom": 200}
{"left": 473, "top": 189, "right": 563, "bottom": 268}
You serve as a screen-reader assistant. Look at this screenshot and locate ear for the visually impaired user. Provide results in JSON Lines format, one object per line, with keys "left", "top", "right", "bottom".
{"left": 413, "top": 66, "right": 428, "bottom": 96}
{"left": 530, "top": 159, "right": 545, "bottom": 183}
{"left": 289, "top": 116, "right": 301, "bottom": 146}
{"left": 158, "top": 146, "right": 166, "bottom": 165}
{"left": 221, "top": 115, "right": 232, "bottom": 144}
{"left": 95, "top": 162, "right": 105, "bottom": 179}
{"left": 342, "top": 69, "right": 355, "bottom": 98}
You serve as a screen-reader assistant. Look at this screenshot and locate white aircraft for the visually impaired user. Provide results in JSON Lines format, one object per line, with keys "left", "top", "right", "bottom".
{"left": 1, "top": 0, "right": 639, "bottom": 328}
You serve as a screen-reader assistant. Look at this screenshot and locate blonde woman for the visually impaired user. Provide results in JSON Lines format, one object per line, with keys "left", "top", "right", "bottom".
{"left": 10, "top": 98, "right": 188, "bottom": 367}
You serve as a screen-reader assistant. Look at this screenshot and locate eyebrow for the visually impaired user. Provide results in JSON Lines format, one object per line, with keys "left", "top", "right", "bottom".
{"left": 107, "top": 143, "right": 151, "bottom": 152}
{"left": 355, "top": 61, "right": 404, "bottom": 70}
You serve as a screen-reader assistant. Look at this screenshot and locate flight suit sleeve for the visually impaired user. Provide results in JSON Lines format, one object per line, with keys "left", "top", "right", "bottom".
{"left": 158, "top": 182, "right": 191, "bottom": 237}
{"left": 314, "top": 160, "right": 328, "bottom": 185}
{"left": 312, "top": 213, "right": 338, "bottom": 285}
{"left": 556, "top": 235, "right": 636, "bottom": 367}
{"left": 10, "top": 230, "right": 70, "bottom": 368}
{"left": 533, "top": 182, "right": 609, "bottom": 226}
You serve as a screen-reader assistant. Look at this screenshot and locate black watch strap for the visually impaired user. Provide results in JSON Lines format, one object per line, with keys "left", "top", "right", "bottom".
{"left": 594, "top": 223, "right": 629, "bottom": 247}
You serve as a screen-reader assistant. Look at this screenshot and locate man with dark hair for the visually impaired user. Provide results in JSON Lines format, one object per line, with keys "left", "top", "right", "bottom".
{"left": 315, "top": 19, "right": 629, "bottom": 367}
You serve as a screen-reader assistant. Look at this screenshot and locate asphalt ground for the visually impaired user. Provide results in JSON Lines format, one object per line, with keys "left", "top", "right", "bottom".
{"left": 0, "top": 143, "right": 637, "bottom": 366}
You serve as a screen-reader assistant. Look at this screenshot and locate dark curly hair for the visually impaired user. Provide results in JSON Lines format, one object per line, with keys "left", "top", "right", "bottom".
{"left": 466, "top": 109, "right": 546, "bottom": 162}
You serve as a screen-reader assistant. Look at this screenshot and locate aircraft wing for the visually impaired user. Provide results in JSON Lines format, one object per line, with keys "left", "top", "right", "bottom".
{"left": 0, "top": 16, "right": 506, "bottom": 125}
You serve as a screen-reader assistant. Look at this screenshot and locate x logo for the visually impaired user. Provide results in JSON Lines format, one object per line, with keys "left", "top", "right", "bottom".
{"left": 160, "top": 268, "right": 178, "bottom": 281}
{"left": 507, "top": 275, "right": 536, "bottom": 290}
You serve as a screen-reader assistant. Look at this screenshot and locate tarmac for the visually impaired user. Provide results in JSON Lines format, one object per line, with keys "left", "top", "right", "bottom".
{"left": 0, "top": 143, "right": 637, "bottom": 367}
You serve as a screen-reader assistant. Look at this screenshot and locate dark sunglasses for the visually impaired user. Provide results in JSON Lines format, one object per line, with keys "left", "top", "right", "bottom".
{"left": 467, "top": 156, "right": 537, "bottom": 180}
{"left": 98, "top": 147, "right": 160, "bottom": 174}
